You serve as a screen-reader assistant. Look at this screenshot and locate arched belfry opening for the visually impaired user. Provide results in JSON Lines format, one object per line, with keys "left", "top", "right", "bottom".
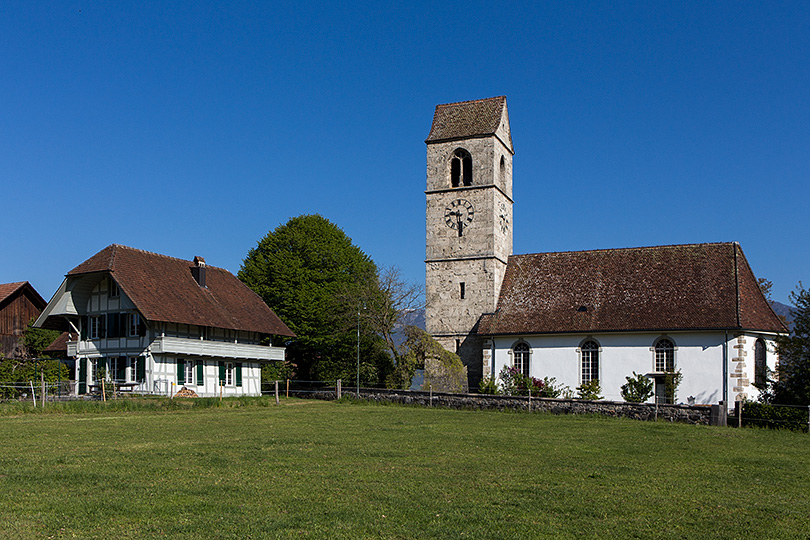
{"left": 450, "top": 148, "right": 472, "bottom": 187}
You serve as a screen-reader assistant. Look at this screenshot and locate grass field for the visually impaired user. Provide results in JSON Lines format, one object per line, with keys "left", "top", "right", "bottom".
{"left": 0, "top": 397, "right": 808, "bottom": 539}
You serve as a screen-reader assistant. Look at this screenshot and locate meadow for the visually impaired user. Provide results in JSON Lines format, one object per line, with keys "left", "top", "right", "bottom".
{"left": 0, "top": 397, "right": 808, "bottom": 539}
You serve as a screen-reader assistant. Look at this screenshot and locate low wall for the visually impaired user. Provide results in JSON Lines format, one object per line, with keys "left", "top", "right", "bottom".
{"left": 291, "top": 387, "right": 715, "bottom": 425}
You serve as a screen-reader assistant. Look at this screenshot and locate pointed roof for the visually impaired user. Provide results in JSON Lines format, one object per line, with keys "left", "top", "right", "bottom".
{"left": 425, "top": 96, "right": 513, "bottom": 153}
{"left": 478, "top": 242, "right": 787, "bottom": 336}
{"left": 0, "top": 281, "right": 46, "bottom": 309}
{"left": 66, "top": 244, "right": 295, "bottom": 337}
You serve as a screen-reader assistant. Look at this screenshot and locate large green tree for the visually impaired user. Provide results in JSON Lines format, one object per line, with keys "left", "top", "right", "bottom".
{"left": 239, "top": 215, "right": 392, "bottom": 384}
{"left": 769, "top": 284, "right": 810, "bottom": 405}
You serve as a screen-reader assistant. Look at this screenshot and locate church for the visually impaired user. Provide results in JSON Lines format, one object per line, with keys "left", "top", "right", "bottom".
{"left": 424, "top": 96, "right": 787, "bottom": 405}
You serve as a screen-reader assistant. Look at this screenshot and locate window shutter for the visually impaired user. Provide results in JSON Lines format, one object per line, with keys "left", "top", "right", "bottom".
{"left": 99, "top": 316, "right": 106, "bottom": 338}
{"left": 107, "top": 314, "right": 116, "bottom": 338}
{"left": 218, "top": 361, "right": 225, "bottom": 383}
{"left": 116, "top": 358, "right": 126, "bottom": 381}
{"left": 78, "top": 359, "right": 87, "bottom": 394}
{"left": 137, "top": 314, "right": 146, "bottom": 337}
{"left": 235, "top": 363, "right": 243, "bottom": 387}
{"left": 137, "top": 356, "right": 146, "bottom": 381}
{"left": 196, "top": 361, "right": 204, "bottom": 386}
{"left": 80, "top": 316, "right": 87, "bottom": 340}
{"left": 177, "top": 359, "right": 185, "bottom": 384}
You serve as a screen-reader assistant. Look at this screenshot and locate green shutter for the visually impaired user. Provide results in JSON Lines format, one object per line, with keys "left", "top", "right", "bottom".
{"left": 137, "top": 356, "right": 146, "bottom": 382}
{"left": 80, "top": 316, "right": 88, "bottom": 340}
{"left": 196, "top": 361, "right": 204, "bottom": 386}
{"left": 218, "top": 361, "right": 225, "bottom": 383}
{"left": 78, "top": 359, "right": 87, "bottom": 394}
{"left": 116, "top": 357, "right": 126, "bottom": 381}
{"left": 235, "top": 363, "right": 243, "bottom": 387}
{"left": 177, "top": 359, "right": 185, "bottom": 384}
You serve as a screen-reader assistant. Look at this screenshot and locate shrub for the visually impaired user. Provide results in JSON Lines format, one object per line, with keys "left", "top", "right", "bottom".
{"left": 576, "top": 379, "right": 603, "bottom": 400}
{"left": 621, "top": 372, "right": 653, "bottom": 402}
{"left": 478, "top": 375, "right": 498, "bottom": 395}
{"left": 742, "top": 401, "right": 809, "bottom": 431}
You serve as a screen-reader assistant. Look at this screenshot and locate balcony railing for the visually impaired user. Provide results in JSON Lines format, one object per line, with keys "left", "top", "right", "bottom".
{"left": 68, "top": 336, "right": 284, "bottom": 362}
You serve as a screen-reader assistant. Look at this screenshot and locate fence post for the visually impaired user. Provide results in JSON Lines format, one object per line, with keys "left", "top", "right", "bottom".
{"left": 337, "top": 379, "right": 342, "bottom": 399}
{"left": 286, "top": 379, "right": 290, "bottom": 398}
{"left": 275, "top": 380, "right": 280, "bottom": 404}
{"left": 30, "top": 381, "right": 36, "bottom": 407}
{"left": 429, "top": 384, "right": 433, "bottom": 407}
{"left": 735, "top": 401, "right": 742, "bottom": 428}
{"left": 528, "top": 388, "right": 532, "bottom": 412}
{"left": 41, "top": 371, "right": 46, "bottom": 408}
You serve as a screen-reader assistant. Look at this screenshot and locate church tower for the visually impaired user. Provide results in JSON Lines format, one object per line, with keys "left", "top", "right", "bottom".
{"left": 425, "top": 96, "right": 514, "bottom": 388}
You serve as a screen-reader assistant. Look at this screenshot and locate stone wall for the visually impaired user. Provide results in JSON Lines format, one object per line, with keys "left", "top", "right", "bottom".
{"left": 292, "top": 388, "right": 716, "bottom": 425}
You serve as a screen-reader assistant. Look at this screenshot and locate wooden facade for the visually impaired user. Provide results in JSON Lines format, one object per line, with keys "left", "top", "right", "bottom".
{"left": 0, "top": 282, "right": 47, "bottom": 358}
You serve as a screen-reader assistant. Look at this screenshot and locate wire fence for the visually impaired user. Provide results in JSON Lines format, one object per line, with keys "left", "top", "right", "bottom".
{"left": 736, "top": 401, "right": 810, "bottom": 432}
{"left": 0, "top": 381, "right": 77, "bottom": 403}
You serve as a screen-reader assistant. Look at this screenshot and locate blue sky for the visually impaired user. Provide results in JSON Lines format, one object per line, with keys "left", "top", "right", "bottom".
{"left": 2, "top": 1, "right": 808, "bottom": 305}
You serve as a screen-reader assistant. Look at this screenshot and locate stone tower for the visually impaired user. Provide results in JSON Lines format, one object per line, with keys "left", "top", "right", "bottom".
{"left": 424, "top": 96, "right": 514, "bottom": 389}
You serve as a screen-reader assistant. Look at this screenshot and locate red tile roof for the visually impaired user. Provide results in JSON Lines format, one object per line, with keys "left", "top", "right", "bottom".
{"left": 478, "top": 243, "right": 786, "bottom": 336}
{"left": 425, "top": 96, "right": 513, "bottom": 151}
{"left": 0, "top": 281, "right": 46, "bottom": 307}
{"left": 68, "top": 244, "right": 295, "bottom": 337}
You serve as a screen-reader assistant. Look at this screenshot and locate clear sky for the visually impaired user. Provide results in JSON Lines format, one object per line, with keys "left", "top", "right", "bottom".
{"left": 2, "top": 1, "right": 808, "bottom": 305}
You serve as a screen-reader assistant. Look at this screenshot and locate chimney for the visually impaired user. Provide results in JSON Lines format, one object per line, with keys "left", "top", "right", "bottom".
{"left": 191, "top": 256, "right": 207, "bottom": 287}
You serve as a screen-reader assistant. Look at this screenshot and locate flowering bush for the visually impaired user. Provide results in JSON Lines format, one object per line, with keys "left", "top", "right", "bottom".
{"left": 497, "top": 366, "right": 567, "bottom": 397}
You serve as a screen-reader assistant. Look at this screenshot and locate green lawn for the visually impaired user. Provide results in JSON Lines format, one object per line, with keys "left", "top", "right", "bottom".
{"left": 0, "top": 398, "right": 808, "bottom": 539}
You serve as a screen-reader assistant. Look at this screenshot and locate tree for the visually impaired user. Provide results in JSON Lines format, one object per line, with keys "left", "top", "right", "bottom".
{"left": 390, "top": 326, "right": 465, "bottom": 391}
{"left": 22, "top": 319, "right": 61, "bottom": 359}
{"left": 620, "top": 372, "right": 653, "bottom": 403}
{"left": 769, "top": 284, "right": 810, "bottom": 405}
{"left": 238, "top": 215, "right": 392, "bottom": 385}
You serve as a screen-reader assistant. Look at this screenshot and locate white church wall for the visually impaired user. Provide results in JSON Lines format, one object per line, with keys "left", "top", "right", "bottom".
{"left": 490, "top": 331, "right": 746, "bottom": 405}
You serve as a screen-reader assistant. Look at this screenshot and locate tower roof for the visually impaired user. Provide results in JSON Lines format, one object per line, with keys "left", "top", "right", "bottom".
{"left": 426, "top": 96, "right": 513, "bottom": 153}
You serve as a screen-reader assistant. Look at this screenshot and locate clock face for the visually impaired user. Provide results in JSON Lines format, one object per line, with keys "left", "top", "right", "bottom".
{"left": 498, "top": 201, "right": 510, "bottom": 234}
{"left": 444, "top": 199, "right": 474, "bottom": 235}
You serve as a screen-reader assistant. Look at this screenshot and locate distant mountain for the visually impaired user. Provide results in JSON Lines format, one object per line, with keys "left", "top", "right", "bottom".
{"left": 770, "top": 300, "right": 795, "bottom": 333}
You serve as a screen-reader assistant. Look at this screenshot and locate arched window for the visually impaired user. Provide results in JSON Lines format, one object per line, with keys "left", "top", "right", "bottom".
{"left": 580, "top": 340, "right": 599, "bottom": 384}
{"left": 755, "top": 339, "right": 767, "bottom": 387}
{"left": 513, "top": 342, "right": 530, "bottom": 376}
{"left": 654, "top": 339, "right": 675, "bottom": 372}
{"left": 499, "top": 155, "right": 505, "bottom": 182}
{"left": 450, "top": 149, "right": 472, "bottom": 187}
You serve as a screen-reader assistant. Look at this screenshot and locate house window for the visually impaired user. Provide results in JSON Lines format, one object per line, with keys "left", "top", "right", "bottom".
{"left": 109, "top": 357, "right": 126, "bottom": 382}
{"left": 225, "top": 362, "right": 234, "bottom": 386}
{"left": 185, "top": 360, "right": 195, "bottom": 385}
{"left": 128, "top": 313, "right": 141, "bottom": 337}
{"left": 580, "top": 340, "right": 600, "bottom": 384}
{"left": 129, "top": 357, "right": 141, "bottom": 382}
{"left": 755, "top": 339, "right": 767, "bottom": 387}
{"left": 450, "top": 148, "right": 472, "bottom": 187}
{"left": 109, "top": 278, "right": 120, "bottom": 298}
{"left": 513, "top": 342, "right": 530, "bottom": 376}
{"left": 89, "top": 316, "right": 103, "bottom": 339}
{"left": 654, "top": 339, "right": 675, "bottom": 372}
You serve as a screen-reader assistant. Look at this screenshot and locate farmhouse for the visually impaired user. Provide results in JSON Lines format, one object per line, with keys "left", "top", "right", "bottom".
{"left": 0, "top": 281, "right": 47, "bottom": 359}
{"left": 35, "top": 244, "right": 294, "bottom": 397}
{"left": 424, "top": 96, "right": 787, "bottom": 404}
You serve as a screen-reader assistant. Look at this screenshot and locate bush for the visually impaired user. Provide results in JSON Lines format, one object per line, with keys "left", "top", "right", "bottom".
{"left": 742, "top": 402, "right": 809, "bottom": 431}
{"left": 621, "top": 372, "right": 653, "bottom": 403}
{"left": 478, "top": 375, "right": 498, "bottom": 395}
{"left": 576, "top": 379, "right": 603, "bottom": 400}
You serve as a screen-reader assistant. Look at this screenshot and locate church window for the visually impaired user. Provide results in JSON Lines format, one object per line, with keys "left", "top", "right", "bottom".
{"left": 654, "top": 339, "right": 675, "bottom": 372}
{"left": 580, "top": 340, "right": 599, "bottom": 384}
{"left": 450, "top": 149, "right": 472, "bottom": 187}
{"left": 754, "top": 339, "right": 767, "bottom": 387}
{"left": 459, "top": 282, "right": 465, "bottom": 299}
{"left": 513, "top": 342, "right": 530, "bottom": 376}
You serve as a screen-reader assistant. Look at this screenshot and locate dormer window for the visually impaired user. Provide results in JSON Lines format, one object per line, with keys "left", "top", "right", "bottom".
{"left": 109, "top": 278, "right": 120, "bottom": 298}
{"left": 450, "top": 149, "right": 472, "bottom": 187}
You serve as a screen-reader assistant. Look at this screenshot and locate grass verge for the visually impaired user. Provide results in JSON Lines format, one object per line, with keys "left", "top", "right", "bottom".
{"left": 0, "top": 398, "right": 808, "bottom": 539}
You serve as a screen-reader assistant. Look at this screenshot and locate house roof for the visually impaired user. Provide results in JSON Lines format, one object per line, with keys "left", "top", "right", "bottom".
{"left": 425, "top": 96, "right": 514, "bottom": 152}
{"left": 67, "top": 244, "right": 295, "bottom": 337}
{"left": 43, "top": 331, "right": 75, "bottom": 356}
{"left": 0, "top": 281, "right": 46, "bottom": 308}
{"left": 478, "top": 242, "right": 787, "bottom": 336}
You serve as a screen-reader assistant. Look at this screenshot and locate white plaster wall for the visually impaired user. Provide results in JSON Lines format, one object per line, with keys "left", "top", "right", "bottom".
{"left": 151, "top": 356, "right": 262, "bottom": 397}
{"left": 490, "top": 332, "right": 742, "bottom": 405}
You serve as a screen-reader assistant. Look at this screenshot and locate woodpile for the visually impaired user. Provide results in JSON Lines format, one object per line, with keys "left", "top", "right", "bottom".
{"left": 174, "top": 386, "right": 199, "bottom": 398}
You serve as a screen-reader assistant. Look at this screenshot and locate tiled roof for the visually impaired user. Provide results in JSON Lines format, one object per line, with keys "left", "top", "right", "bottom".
{"left": 478, "top": 243, "right": 787, "bottom": 336}
{"left": 425, "top": 96, "right": 513, "bottom": 150}
{"left": 43, "top": 332, "right": 75, "bottom": 355}
{"left": 0, "top": 281, "right": 46, "bottom": 308}
{"left": 68, "top": 244, "right": 295, "bottom": 337}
